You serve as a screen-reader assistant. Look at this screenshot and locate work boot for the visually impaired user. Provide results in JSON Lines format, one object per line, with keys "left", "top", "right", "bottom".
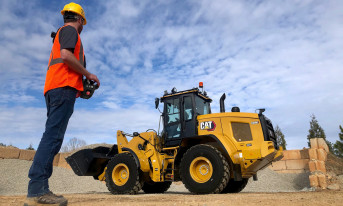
{"left": 23, "top": 192, "right": 68, "bottom": 206}
{"left": 46, "top": 191, "right": 64, "bottom": 198}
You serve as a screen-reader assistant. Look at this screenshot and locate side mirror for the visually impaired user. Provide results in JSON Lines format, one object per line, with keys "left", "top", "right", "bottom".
{"left": 258, "top": 108, "right": 265, "bottom": 115}
{"left": 155, "top": 98, "right": 159, "bottom": 109}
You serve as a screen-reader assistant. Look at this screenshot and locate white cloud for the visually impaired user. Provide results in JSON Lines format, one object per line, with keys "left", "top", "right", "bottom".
{"left": 0, "top": 106, "right": 46, "bottom": 148}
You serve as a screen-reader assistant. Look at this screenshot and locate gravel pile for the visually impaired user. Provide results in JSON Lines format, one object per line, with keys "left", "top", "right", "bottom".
{"left": 242, "top": 167, "right": 311, "bottom": 192}
{"left": 0, "top": 159, "right": 108, "bottom": 196}
{"left": 68, "top": 144, "right": 113, "bottom": 154}
{"left": 0, "top": 159, "right": 310, "bottom": 196}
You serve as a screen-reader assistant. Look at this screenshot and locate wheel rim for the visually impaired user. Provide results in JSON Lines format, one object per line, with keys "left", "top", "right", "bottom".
{"left": 112, "top": 163, "right": 130, "bottom": 186}
{"left": 189, "top": 157, "right": 213, "bottom": 183}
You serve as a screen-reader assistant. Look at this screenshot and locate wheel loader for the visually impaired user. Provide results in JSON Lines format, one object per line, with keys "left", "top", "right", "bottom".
{"left": 66, "top": 83, "right": 283, "bottom": 194}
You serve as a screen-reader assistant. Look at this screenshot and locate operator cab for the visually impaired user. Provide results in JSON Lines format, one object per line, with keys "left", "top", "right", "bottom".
{"left": 156, "top": 86, "right": 212, "bottom": 147}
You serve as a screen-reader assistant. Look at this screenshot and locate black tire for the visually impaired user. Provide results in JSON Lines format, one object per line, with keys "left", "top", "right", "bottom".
{"left": 142, "top": 181, "right": 172, "bottom": 194}
{"left": 180, "top": 144, "right": 230, "bottom": 194}
{"left": 105, "top": 153, "right": 142, "bottom": 194}
{"left": 221, "top": 178, "right": 249, "bottom": 193}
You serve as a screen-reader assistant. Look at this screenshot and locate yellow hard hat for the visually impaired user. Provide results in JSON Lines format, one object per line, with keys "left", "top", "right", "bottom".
{"left": 61, "top": 2, "right": 87, "bottom": 25}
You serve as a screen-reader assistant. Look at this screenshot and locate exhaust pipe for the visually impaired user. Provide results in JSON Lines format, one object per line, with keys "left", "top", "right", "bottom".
{"left": 220, "top": 93, "right": 226, "bottom": 113}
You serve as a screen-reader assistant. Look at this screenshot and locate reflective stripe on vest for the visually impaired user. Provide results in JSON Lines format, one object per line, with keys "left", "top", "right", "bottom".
{"left": 48, "top": 40, "right": 84, "bottom": 69}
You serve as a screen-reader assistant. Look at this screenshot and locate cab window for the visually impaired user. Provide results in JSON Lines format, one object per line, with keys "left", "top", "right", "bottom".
{"left": 184, "top": 96, "right": 193, "bottom": 121}
{"left": 195, "top": 96, "right": 210, "bottom": 115}
{"left": 165, "top": 98, "right": 181, "bottom": 138}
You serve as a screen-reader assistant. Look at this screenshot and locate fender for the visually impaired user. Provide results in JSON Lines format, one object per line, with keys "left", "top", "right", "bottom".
{"left": 122, "top": 147, "right": 140, "bottom": 168}
{"left": 179, "top": 134, "right": 237, "bottom": 162}
{"left": 179, "top": 134, "right": 242, "bottom": 180}
{"left": 202, "top": 134, "right": 238, "bottom": 163}
{"left": 206, "top": 134, "right": 232, "bottom": 158}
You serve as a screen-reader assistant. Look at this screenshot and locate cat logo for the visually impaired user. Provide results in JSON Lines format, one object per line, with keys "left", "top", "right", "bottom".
{"left": 200, "top": 121, "right": 216, "bottom": 131}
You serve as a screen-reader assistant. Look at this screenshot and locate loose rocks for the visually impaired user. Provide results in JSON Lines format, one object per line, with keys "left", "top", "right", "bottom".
{"left": 0, "top": 159, "right": 311, "bottom": 196}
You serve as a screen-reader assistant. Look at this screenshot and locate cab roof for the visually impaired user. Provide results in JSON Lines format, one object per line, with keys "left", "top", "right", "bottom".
{"left": 160, "top": 88, "right": 212, "bottom": 102}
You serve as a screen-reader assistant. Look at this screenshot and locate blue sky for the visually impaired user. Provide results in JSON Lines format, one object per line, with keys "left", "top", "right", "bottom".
{"left": 0, "top": 0, "right": 342, "bottom": 150}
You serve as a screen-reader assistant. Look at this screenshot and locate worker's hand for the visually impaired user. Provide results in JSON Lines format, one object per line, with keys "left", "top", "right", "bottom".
{"left": 86, "top": 73, "right": 100, "bottom": 88}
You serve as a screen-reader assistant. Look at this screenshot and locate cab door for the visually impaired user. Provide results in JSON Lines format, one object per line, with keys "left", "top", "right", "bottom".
{"left": 164, "top": 97, "right": 182, "bottom": 147}
{"left": 182, "top": 95, "right": 196, "bottom": 138}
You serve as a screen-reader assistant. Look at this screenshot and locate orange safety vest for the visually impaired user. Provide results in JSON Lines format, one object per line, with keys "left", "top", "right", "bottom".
{"left": 44, "top": 25, "right": 84, "bottom": 95}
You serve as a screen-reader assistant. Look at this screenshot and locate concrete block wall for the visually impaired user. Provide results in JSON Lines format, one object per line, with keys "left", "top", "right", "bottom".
{"left": 308, "top": 138, "right": 330, "bottom": 189}
{"left": 269, "top": 138, "right": 335, "bottom": 190}
{"left": 0, "top": 147, "right": 21, "bottom": 159}
{"left": 2, "top": 147, "right": 312, "bottom": 175}
{"left": 0, "top": 147, "right": 69, "bottom": 169}
{"left": 269, "top": 149, "right": 310, "bottom": 174}
{"left": 19, "top": 150, "right": 36, "bottom": 161}
{"left": 57, "top": 153, "right": 72, "bottom": 170}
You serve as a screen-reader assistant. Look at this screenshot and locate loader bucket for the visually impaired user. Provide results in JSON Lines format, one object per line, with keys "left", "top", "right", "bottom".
{"left": 65, "top": 146, "right": 112, "bottom": 176}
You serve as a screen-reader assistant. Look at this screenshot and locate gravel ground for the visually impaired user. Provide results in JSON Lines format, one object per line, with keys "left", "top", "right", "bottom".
{"left": 0, "top": 159, "right": 311, "bottom": 196}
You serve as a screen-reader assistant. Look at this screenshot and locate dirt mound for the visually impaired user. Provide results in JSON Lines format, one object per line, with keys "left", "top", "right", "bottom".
{"left": 67, "top": 144, "right": 113, "bottom": 156}
{"left": 326, "top": 153, "right": 343, "bottom": 175}
{"left": 325, "top": 153, "right": 343, "bottom": 189}
{"left": 0, "top": 145, "right": 19, "bottom": 149}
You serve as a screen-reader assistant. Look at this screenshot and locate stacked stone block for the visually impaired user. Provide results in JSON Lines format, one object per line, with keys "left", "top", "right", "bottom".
{"left": 57, "top": 153, "right": 72, "bottom": 169}
{"left": 308, "top": 138, "right": 329, "bottom": 189}
{"left": 0, "top": 147, "right": 21, "bottom": 159}
{"left": 269, "top": 149, "right": 309, "bottom": 173}
{"left": 18, "top": 150, "right": 36, "bottom": 161}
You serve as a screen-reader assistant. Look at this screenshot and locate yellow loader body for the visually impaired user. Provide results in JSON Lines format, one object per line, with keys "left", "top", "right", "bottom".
{"left": 198, "top": 112, "right": 282, "bottom": 178}
{"left": 66, "top": 85, "right": 283, "bottom": 194}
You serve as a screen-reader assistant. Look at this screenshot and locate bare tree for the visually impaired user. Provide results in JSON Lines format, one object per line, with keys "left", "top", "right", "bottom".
{"left": 26, "top": 143, "right": 35, "bottom": 150}
{"left": 61, "top": 137, "right": 87, "bottom": 152}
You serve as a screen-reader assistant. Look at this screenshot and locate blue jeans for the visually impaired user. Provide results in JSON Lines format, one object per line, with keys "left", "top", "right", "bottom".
{"left": 28, "top": 87, "right": 77, "bottom": 197}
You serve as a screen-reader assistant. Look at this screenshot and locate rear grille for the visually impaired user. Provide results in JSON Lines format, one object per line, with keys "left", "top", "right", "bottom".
{"left": 259, "top": 115, "right": 278, "bottom": 149}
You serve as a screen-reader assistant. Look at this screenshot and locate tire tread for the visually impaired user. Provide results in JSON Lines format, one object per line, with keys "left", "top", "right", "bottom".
{"left": 180, "top": 144, "right": 230, "bottom": 194}
{"left": 105, "top": 153, "right": 143, "bottom": 194}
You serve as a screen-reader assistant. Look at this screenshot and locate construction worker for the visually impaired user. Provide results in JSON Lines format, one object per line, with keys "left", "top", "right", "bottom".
{"left": 25, "top": 3, "right": 100, "bottom": 206}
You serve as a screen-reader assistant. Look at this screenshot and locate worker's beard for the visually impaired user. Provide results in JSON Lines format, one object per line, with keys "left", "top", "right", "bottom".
{"left": 78, "top": 25, "right": 83, "bottom": 34}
